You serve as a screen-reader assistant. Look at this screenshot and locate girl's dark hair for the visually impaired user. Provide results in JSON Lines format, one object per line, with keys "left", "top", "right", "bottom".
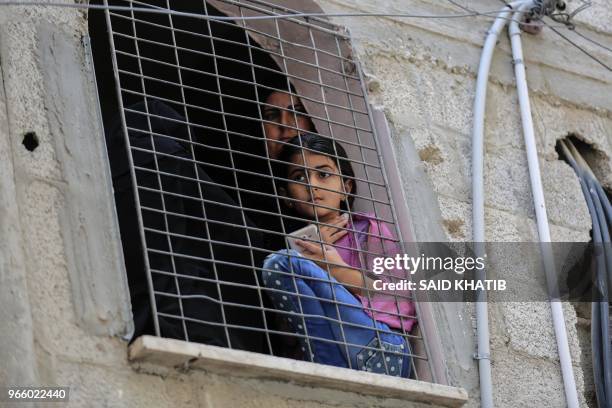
{"left": 275, "top": 133, "right": 356, "bottom": 212}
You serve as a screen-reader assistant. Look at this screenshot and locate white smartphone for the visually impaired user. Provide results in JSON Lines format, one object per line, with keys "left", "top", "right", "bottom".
{"left": 286, "top": 224, "right": 321, "bottom": 252}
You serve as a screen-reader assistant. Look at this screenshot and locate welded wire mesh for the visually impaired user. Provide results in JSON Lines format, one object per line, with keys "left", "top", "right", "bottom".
{"left": 92, "top": 0, "right": 433, "bottom": 380}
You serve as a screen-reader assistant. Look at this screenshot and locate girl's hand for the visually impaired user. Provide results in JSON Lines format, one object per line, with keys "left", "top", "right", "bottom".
{"left": 318, "top": 213, "right": 349, "bottom": 245}
{"left": 295, "top": 239, "right": 347, "bottom": 269}
{"left": 295, "top": 239, "right": 365, "bottom": 296}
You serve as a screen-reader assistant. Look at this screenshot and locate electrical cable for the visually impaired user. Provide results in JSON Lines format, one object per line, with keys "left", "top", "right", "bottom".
{"left": 520, "top": 0, "right": 611, "bottom": 71}
{"left": 3, "top": 0, "right": 609, "bottom": 400}
{"left": 544, "top": 0, "right": 612, "bottom": 71}
{"left": 0, "top": 1, "right": 606, "bottom": 58}
{"left": 482, "top": 0, "right": 612, "bottom": 68}
{"left": 587, "top": 186, "right": 610, "bottom": 408}
{"left": 568, "top": 141, "right": 612, "bottom": 299}
{"left": 443, "top": 0, "right": 549, "bottom": 26}
{"left": 565, "top": 141, "right": 612, "bottom": 223}
{"left": 509, "top": 4, "right": 580, "bottom": 406}
{"left": 559, "top": 141, "right": 606, "bottom": 408}
{"left": 568, "top": 0, "right": 593, "bottom": 20}
{"left": 471, "top": 3, "right": 529, "bottom": 406}
{"left": 0, "top": 0, "right": 564, "bottom": 28}
{"left": 571, "top": 28, "right": 612, "bottom": 54}
{"left": 548, "top": 0, "right": 592, "bottom": 22}
{"left": 587, "top": 179, "right": 612, "bottom": 408}
{"left": 0, "top": 0, "right": 522, "bottom": 20}
{"left": 444, "top": 0, "right": 477, "bottom": 13}
{"left": 559, "top": 139, "right": 612, "bottom": 408}
{"left": 542, "top": 19, "right": 612, "bottom": 71}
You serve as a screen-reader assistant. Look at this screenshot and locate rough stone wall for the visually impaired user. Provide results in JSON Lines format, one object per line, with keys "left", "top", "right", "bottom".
{"left": 317, "top": 0, "right": 612, "bottom": 406}
{"left": 0, "top": 0, "right": 610, "bottom": 407}
{"left": 0, "top": 4, "right": 448, "bottom": 406}
{"left": 0, "top": 3, "right": 457, "bottom": 408}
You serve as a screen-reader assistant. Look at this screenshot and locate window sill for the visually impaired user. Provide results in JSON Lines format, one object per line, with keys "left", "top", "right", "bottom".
{"left": 128, "top": 336, "right": 468, "bottom": 407}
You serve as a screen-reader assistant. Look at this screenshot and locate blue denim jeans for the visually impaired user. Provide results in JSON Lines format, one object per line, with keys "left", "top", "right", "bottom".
{"left": 263, "top": 249, "right": 411, "bottom": 377}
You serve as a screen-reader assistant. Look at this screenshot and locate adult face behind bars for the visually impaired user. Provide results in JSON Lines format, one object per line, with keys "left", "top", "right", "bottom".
{"left": 262, "top": 91, "right": 314, "bottom": 160}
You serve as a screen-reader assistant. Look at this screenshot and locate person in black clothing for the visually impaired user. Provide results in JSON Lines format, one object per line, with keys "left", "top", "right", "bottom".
{"left": 108, "top": 88, "right": 315, "bottom": 354}
{"left": 109, "top": 100, "right": 268, "bottom": 351}
{"left": 237, "top": 87, "right": 316, "bottom": 252}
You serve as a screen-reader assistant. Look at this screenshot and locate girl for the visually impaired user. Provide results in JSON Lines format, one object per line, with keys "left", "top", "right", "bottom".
{"left": 262, "top": 133, "right": 416, "bottom": 377}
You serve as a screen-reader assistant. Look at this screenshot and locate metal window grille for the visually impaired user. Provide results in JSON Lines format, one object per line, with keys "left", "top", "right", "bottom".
{"left": 91, "top": 0, "right": 437, "bottom": 382}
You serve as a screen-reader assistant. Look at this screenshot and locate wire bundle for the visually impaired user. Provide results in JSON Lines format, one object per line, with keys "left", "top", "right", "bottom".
{"left": 559, "top": 139, "right": 612, "bottom": 408}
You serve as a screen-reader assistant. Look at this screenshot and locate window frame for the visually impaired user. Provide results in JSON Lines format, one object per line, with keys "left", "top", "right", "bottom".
{"left": 90, "top": 0, "right": 448, "bottom": 385}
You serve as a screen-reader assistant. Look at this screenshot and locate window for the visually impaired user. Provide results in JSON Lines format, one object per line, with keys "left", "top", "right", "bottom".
{"left": 89, "top": 0, "right": 439, "bottom": 382}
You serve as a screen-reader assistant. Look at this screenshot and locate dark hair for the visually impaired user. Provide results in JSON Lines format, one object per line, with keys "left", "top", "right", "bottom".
{"left": 275, "top": 133, "right": 356, "bottom": 212}
{"left": 254, "top": 68, "right": 292, "bottom": 104}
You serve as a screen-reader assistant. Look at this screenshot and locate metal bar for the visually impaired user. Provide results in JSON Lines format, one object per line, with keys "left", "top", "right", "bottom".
{"left": 115, "top": 35, "right": 356, "bottom": 90}
{"left": 154, "top": 290, "right": 417, "bottom": 339}
{"left": 155, "top": 311, "right": 425, "bottom": 359}
{"left": 328, "top": 32, "right": 394, "bottom": 376}
{"left": 118, "top": 86, "right": 374, "bottom": 145}
{"left": 238, "top": 5, "right": 284, "bottom": 356}
{"left": 152, "top": 266, "right": 414, "bottom": 306}
{"left": 149, "top": 254, "right": 416, "bottom": 322}
{"left": 110, "top": 28, "right": 364, "bottom": 98}
{"left": 270, "top": 14, "right": 318, "bottom": 363}
{"left": 120, "top": 94, "right": 377, "bottom": 155}
{"left": 102, "top": 0, "right": 432, "bottom": 377}
{"left": 357, "top": 61, "right": 441, "bottom": 382}
{"left": 136, "top": 186, "right": 397, "bottom": 236}
{"left": 204, "top": 0, "right": 250, "bottom": 349}
{"left": 128, "top": 0, "right": 189, "bottom": 341}
{"left": 210, "top": 0, "right": 339, "bottom": 30}
{"left": 109, "top": 10, "right": 359, "bottom": 77}
{"left": 306, "top": 23, "right": 364, "bottom": 372}
{"left": 129, "top": 148, "right": 391, "bottom": 204}
{"left": 164, "top": 0, "right": 217, "bottom": 344}
{"left": 114, "top": 48, "right": 366, "bottom": 115}
{"left": 150, "top": 268, "right": 415, "bottom": 323}
{"left": 125, "top": 0, "right": 347, "bottom": 37}
{"left": 103, "top": 0, "right": 162, "bottom": 336}
{"left": 369, "top": 106, "right": 442, "bottom": 383}
{"left": 143, "top": 223, "right": 401, "bottom": 273}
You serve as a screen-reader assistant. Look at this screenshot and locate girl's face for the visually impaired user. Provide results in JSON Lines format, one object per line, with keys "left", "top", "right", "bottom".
{"left": 263, "top": 91, "right": 313, "bottom": 160}
{"left": 284, "top": 151, "right": 353, "bottom": 223}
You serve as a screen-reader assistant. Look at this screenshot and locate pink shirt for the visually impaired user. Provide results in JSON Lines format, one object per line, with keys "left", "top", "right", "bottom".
{"left": 334, "top": 213, "right": 416, "bottom": 332}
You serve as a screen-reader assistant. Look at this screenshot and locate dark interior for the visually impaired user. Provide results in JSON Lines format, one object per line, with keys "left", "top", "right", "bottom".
{"left": 88, "top": 0, "right": 304, "bottom": 356}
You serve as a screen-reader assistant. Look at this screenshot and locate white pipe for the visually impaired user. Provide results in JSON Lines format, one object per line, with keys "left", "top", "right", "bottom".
{"left": 471, "top": 3, "right": 525, "bottom": 406}
{"left": 509, "top": 4, "right": 580, "bottom": 408}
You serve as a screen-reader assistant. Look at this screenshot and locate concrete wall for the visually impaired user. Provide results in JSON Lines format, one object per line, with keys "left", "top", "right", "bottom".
{"left": 318, "top": 0, "right": 612, "bottom": 406}
{"left": 0, "top": 4, "right": 461, "bottom": 408}
{"left": 0, "top": 0, "right": 610, "bottom": 407}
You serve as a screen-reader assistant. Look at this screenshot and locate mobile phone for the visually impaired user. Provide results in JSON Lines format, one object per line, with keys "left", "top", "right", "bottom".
{"left": 286, "top": 224, "right": 320, "bottom": 252}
